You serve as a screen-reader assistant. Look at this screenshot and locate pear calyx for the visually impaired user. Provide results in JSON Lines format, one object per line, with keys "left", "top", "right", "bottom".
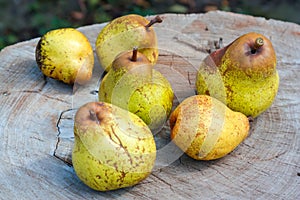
{"left": 89, "top": 110, "right": 99, "bottom": 124}
{"left": 145, "top": 16, "right": 163, "bottom": 29}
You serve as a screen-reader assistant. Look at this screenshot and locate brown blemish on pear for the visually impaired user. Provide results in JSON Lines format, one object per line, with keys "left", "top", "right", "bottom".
{"left": 74, "top": 102, "right": 109, "bottom": 131}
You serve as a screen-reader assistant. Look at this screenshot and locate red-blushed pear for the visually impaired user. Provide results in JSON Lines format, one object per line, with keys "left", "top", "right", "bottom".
{"left": 196, "top": 32, "right": 279, "bottom": 118}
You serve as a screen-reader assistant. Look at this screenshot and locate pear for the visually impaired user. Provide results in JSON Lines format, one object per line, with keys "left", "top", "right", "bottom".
{"left": 169, "top": 95, "right": 250, "bottom": 160}
{"left": 72, "top": 102, "right": 156, "bottom": 191}
{"left": 95, "top": 14, "right": 162, "bottom": 71}
{"left": 99, "top": 48, "right": 174, "bottom": 132}
{"left": 195, "top": 32, "right": 279, "bottom": 118}
{"left": 35, "top": 28, "right": 94, "bottom": 85}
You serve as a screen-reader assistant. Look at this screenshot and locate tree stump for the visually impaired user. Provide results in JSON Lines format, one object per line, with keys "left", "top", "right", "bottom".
{"left": 0, "top": 11, "right": 299, "bottom": 199}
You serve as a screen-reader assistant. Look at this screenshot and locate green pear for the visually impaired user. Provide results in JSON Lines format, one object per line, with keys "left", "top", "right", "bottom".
{"left": 170, "top": 95, "right": 250, "bottom": 160}
{"left": 35, "top": 28, "right": 94, "bottom": 85}
{"left": 99, "top": 48, "right": 174, "bottom": 132}
{"left": 195, "top": 32, "right": 279, "bottom": 118}
{"left": 72, "top": 102, "right": 156, "bottom": 191}
{"left": 95, "top": 14, "right": 162, "bottom": 71}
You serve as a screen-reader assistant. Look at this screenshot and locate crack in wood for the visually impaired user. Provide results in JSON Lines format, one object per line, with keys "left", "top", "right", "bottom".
{"left": 14, "top": 90, "right": 70, "bottom": 104}
{"left": 158, "top": 53, "right": 196, "bottom": 58}
{"left": 53, "top": 108, "right": 75, "bottom": 166}
{"left": 209, "top": 165, "right": 247, "bottom": 194}
{"left": 2, "top": 91, "right": 11, "bottom": 96}
{"left": 256, "top": 150, "right": 288, "bottom": 162}
{"left": 187, "top": 71, "right": 192, "bottom": 85}
{"left": 90, "top": 90, "right": 99, "bottom": 95}
{"left": 53, "top": 137, "right": 64, "bottom": 163}
{"left": 169, "top": 54, "right": 174, "bottom": 68}
{"left": 125, "top": 189, "right": 153, "bottom": 200}
{"left": 180, "top": 162, "right": 204, "bottom": 172}
{"left": 29, "top": 136, "right": 45, "bottom": 142}
{"left": 173, "top": 35, "right": 224, "bottom": 54}
{"left": 173, "top": 35, "right": 209, "bottom": 53}
{"left": 151, "top": 172, "right": 174, "bottom": 192}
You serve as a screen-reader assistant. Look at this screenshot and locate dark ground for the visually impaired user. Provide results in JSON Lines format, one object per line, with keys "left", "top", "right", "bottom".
{"left": 1, "top": 0, "right": 299, "bottom": 50}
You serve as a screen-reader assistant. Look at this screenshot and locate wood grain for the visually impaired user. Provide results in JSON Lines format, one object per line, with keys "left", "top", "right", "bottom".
{"left": 0, "top": 11, "right": 299, "bottom": 199}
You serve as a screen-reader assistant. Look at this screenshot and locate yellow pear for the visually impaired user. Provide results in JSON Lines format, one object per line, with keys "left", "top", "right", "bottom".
{"left": 170, "top": 95, "right": 249, "bottom": 160}
{"left": 35, "top": 28, "right": 94, "bottom": 85}
{"left": 99, "top": 48, "right": 174, "bottom": 132}
{"left": 72, "top": 102, "right": 156, "bottom": 191}
{"left": 95, "top": 14, "right": 162, "bottom": 71}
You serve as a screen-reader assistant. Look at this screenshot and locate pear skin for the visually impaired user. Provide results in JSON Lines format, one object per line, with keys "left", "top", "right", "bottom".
{"left": 95, "top": 14, "right": 162, "bottom": 71}
{"left": 72, "top": 102, "right": 156, "bottom": 191}
{"left": 99, "top": 49, "right": 174, "bottom": 132}
{"left": 196, "top": 32, "right": 279, "bottom": 118}
{"left": 35, "top": 28, "right": 94, "bottom": 85}
{"left": 170, "top": 95, "right": 249, "bottom": 160}
{"left": 100, "top": 69, "right": 174, "bottom": 132}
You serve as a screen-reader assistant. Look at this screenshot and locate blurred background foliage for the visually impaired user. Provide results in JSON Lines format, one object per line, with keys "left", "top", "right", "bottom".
{"left": 1, "top": 0, "right": 299, "bottom": 50}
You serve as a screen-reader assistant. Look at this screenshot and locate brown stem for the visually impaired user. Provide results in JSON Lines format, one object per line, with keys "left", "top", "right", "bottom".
{"left": 248, "top": 116, "right": 254, "bottom": 123}
{"left": 89, "top": 110, "right": 99, "bottom": 124}
{"left": 131, "top": 47, "right": 138, "bottom": 62}
{"left": 254, "top": 37, "right": 264, "bottom": 49}
{"left": 145, "top": 15, "right": 163, "bottom": 29}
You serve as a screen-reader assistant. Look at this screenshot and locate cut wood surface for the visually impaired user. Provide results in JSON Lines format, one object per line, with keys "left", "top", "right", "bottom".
{"left": 0, "top": 11, "right": 299, "bottom": 199}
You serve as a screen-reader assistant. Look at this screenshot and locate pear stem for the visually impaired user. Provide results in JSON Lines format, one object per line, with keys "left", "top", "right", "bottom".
{"left": 248, "top": 116, "right": 254, "bottom": 123}
{"left": 254, "top": 37, "right": 264, "bottom": 50}
{"left": 131, "top": 47, "right": 138, "bottom": 62}
{"left": 145, "top": 15, "right": 163, "bottom": 29}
